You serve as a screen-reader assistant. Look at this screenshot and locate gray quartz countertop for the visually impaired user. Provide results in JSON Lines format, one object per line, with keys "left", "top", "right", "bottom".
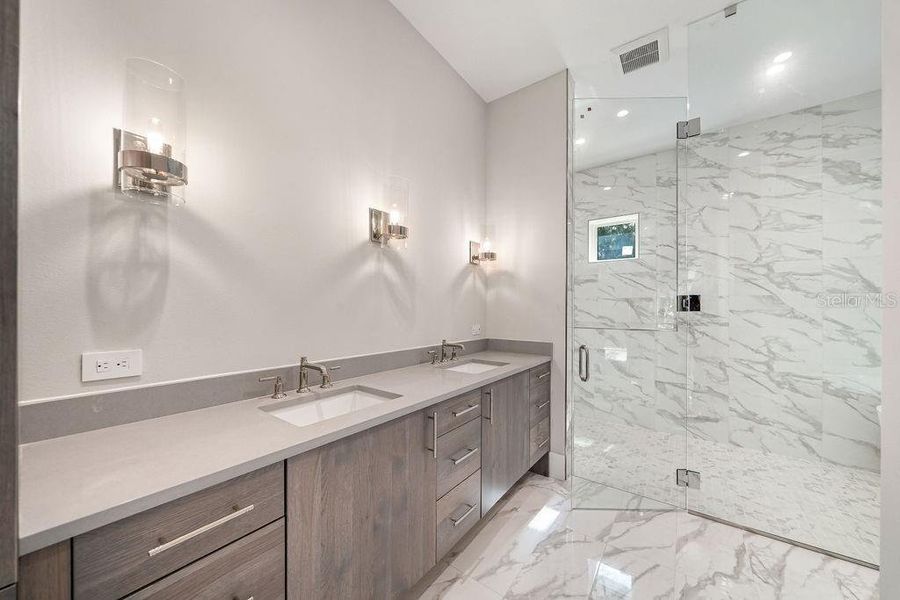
{"left": 18, "top": 351, "right": 551, "bottom": 555}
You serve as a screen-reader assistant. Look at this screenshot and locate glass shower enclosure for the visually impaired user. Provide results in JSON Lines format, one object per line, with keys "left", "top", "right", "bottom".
{"left": 568, "top": 0, "right": 881, "bottom": 568}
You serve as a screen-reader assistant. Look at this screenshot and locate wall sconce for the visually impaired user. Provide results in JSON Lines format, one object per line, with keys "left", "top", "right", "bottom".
{"left": 369, "top": 208, "right": 409, "bottom": 244}
{"left": 369, "top": 176, "right": 410, "bottom": 246}
{"left": 469, "top": 239, "right": 497, "bottom": 265}
{"left": 115, "top": 58, "right": 188, "bottom": 206}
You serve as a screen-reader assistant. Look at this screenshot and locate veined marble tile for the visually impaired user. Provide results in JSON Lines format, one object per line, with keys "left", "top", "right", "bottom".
{"left": 822, "top": 189, "right": 882, "bottom": 260}
{"left": 418, "top": 475, "right": 879, "bottom": 600}
{"left": 416, "top": 566, "right": 503, "bottom": 600}
{"left": 823, "top": 256, "right": 883, "bottom": 295}
{"left": 586, "top": 152, "right": 659, "bottom": 189}
{"left": 728, "top": 195, "right": 822, "bottom": 263}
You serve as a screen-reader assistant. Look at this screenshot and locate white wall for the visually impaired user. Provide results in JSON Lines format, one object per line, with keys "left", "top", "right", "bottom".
{"left": 485, "top": 72, "right": 569, "bottom": 477}
{"left": 18, "top": 0, "right": 488, "bottom": 400}
{"left": 881, "top": 0, "right": 900, "bottom": 590}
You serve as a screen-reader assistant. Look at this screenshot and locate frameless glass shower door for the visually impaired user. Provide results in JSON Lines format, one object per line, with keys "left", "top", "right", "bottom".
{"left": 682, "top": 0, "right": 882, "bottom": 566}
{"left": 569, "top": 97, "right": 689, "bottom": 510}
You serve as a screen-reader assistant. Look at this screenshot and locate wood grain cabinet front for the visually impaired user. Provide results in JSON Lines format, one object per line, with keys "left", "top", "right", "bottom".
{"left": 73, "top": 463, "right": 284, "bottom": 600}
{"left": 528, "top": 365, "right": 552, "bottom": 389}
{"left": 286, "top": 409, "right": 436, "bottom": 599}
{"left": 435, "top": 470, "right": 481, "bottom": 560}
{"left": 529, "top": 417, "right": 551, "bottom": 467}
{"left": 124, "top": 519, "right": 285, "bottom": 600}
{"left": 435, "top": 417, "right": 482, "bottom": 499}
{"left": 431, "top": 389, "right": 483, "bottom": 436}
{"left": 481, "top": 372, "right": 530, "bottom": 515}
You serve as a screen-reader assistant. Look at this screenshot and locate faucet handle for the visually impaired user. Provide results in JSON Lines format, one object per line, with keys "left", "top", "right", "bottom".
{"left": 259, "top": 375, "right": 287, "bottom": 399}
{"left": 426, "top": 350, "right": 438, "bottom": 365}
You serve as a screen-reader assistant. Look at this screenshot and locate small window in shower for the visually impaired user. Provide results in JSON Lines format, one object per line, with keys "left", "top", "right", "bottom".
{"left": 588, "top": 214, "right": 639, "bottom": 262}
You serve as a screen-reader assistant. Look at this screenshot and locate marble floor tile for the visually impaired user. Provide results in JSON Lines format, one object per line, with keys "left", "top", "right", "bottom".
{"left": 416, "top": 474, "right": 879, "bottom": 600}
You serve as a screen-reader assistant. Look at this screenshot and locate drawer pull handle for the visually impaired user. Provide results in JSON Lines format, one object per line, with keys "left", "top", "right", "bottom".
{"left": 147, "top": 504, "right": 255, "bottom": 557}
{"left": 538, "top": 438, "right": 550, "bottom": 449}
{"left": 452, "top": 404, "right": 480, "bottom": 417}
{"left": 536, "top": 401, "right": 550, "bottom": 410}
{"left": 431, "top": 411, "right": 439, "bottom": 459}
{"left": 537, "top": 371, "right": 550, "bottom": 380}
{"left": 451, "top": 504, "right": 477, "bottom": 526}
{"left": 451, "top": 447, "right": 479, "bottom": 465}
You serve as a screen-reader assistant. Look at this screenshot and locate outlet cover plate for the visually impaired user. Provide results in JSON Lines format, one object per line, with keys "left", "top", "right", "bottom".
{"left": 82, "top": 349, "right": 143, "bottom": 382}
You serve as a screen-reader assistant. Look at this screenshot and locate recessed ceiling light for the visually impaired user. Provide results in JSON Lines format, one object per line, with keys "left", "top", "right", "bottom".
{"left": 616, "top": 109, "right": 629, "bottom": 118}
{"left": 575, "top": 137, "right": 586, "bottom": 145}
{"left": 766, "top": 64, "right": 786, "bottom": 77}
{"left": 737, "top": 151, "right": 750, "bottom": 158}
{"left": 603, "top": 186, "right": 612, "bottom": 191}
{"left": 773, "top": 51, "right": 793, "bottom": 64}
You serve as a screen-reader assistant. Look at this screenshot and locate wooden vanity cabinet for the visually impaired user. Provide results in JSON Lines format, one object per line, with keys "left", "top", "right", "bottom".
{"left": 16, "top": 362, "right": 552, "bottom": 600}
{"left": 286, "top": 409, "right": 436, "bottom": 599}
{"left": 480, "top": 371, "right": 530, "bottom": 515}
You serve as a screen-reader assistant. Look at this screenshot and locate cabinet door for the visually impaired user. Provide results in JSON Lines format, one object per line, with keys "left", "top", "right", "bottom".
{"left": 481, "top": 373, "right": 530, "bottom": 514}
{"left": 286, "top": 410, "right": 436, "bottom": 599}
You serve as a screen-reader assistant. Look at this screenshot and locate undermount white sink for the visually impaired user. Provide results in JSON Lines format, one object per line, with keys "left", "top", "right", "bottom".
{"left": 261, "top": 385, "right": 400, "bottom": 428}
{"left": 441, "top": 359, "right": 509, "bottom": 374}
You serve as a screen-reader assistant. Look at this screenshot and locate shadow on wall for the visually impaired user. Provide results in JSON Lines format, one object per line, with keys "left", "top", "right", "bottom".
{"left": 85, "top": 185, "right": 273, "bottom": 345}
{"left": 453, "top": 260, "right": 486, "bottom": 319}
{"left": 86, "top": 187, "right": 169, "bottom": 339}
{"left": 342, "top": 239, "right": 418, "bottom": 326}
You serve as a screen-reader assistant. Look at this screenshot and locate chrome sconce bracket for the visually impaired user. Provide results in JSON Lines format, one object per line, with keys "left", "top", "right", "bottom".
{"left": 369, "top": 207, "right": 408, "bottom": 244}
{"left": 469, "top": 241, "right": 481, "bottom": 265}
{"left": 114, "top": 128, "right": 188, "bottom": 202}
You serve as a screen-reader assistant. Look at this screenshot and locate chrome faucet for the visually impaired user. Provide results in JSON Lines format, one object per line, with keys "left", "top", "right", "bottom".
{"left": 298, "top": 356, "right": 340, "bottom": 392}
{"left": 440, "top": 339, "right": 465, "bottom": 362}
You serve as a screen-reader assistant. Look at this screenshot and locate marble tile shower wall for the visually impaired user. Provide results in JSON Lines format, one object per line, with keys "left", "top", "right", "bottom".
{"left": 572, "top": 91, "right": 882, "bottom": 475}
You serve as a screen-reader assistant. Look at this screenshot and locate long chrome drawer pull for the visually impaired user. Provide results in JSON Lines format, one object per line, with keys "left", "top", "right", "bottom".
{"left": 537, "top": 371, "right": 550, "bottom": 380}
{"left": 432, "top": 411, "right": 439, "bottom": 459}
{"left": 452, "top": 404, "right": 480, "bottom": 417}
{"left": 538, "top": 438, "right": 550, "bottom": 449}
{"left": 147, "top": 505, "right": 255, "bottom": 557}
{"left": 451, "top": 448, "right": 479, "bottom": 465}
{"left": 451, "top": 504, "right": 477, "bottom": 526}
{"left": 537, "top": 401, "right": 550, "bottom": 410}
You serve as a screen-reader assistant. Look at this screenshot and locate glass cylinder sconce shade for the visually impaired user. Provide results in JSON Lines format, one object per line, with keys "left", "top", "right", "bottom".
{"left": 369, "top": 176, "right": 410, "bottom": 246}
{"left": 116, "top": 58, "right": 188, "bottom": 205}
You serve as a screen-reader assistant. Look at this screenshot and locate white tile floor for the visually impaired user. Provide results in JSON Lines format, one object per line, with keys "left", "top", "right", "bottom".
{"left": 416, "top": 474, "right": 880, "bottom": 600}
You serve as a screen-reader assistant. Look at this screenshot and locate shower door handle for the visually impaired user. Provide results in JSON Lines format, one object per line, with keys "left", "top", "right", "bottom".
{"left": 578, "top": 345, "right": 589, "bottom": 382}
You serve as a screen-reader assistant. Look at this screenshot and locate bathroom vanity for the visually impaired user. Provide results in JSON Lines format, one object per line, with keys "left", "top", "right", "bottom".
{"left": 15, "top": 352, "right": 551, "bottom": 599}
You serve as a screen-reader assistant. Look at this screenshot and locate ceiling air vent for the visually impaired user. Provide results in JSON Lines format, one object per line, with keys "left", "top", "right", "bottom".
{"left": 612, "top": 27, "right": 669, "bottom": 75}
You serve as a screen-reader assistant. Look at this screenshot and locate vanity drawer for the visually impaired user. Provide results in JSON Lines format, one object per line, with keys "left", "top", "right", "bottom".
{"left": 529, "top": 382, "right": 550, "bottom": 424}
{"left": 529, "top": 364, "right": 552, "bottom": 389}
{"left": 432, "top": 389, "right": 483, "bottom": 437}
{"left": 436, "top": 417, "right": 481, "bottom": 499}
{"left": 436, "top": 470, "right": 481, "bottom": 560}
{"left": 74, "top": 463, "right": 284, "bottom": 600}
{"left": 125, "top": 518, "right": 285, "bottom": 600}
{"left": 529, "top": 417, "right": 551, "bottom": 465}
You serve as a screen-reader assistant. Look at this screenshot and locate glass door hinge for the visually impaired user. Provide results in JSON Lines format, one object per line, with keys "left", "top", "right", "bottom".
{"left": 676, "top": 118, "right": 701, "bottom": 139}
{"left": 676, "top": 468, "right": 701, "bottom": 489}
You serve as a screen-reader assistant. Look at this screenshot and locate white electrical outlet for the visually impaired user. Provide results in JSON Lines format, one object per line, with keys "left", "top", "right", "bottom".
{"left": 82, "top": 349, "right": 143, "bottom": 382}
{"left": 471, "top": 323, "right": 482, "bottom": 336}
